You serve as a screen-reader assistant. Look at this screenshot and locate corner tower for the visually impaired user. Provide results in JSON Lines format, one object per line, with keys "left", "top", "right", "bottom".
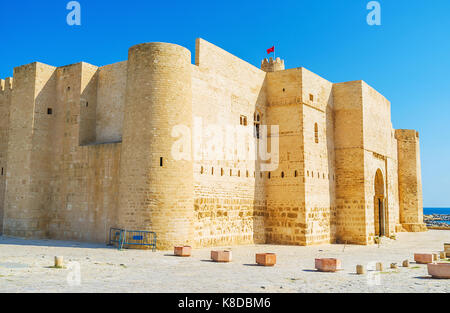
{"left": 117, "top": 42, "right": 194, "bottom": 249}
{"left": 395, "top": 129, "right": 427, "bottom": 232}
{"left": 261, "top": 57, "right": 285, "bottom": 72}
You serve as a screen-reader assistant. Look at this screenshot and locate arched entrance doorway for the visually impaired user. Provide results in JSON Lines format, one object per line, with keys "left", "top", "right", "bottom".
{"left": 374, "top": 169, "right": 385, "bottom": 236}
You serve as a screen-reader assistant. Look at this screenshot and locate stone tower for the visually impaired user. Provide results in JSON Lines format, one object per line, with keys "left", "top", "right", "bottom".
{"left": 261, "top": 57, "right": 285, "bottom": 72}
{"left": 117, "top": 42, "right": 194, "bottom": 249}
{"left": 395, "top": 129, "right": 427, "bottom": 232}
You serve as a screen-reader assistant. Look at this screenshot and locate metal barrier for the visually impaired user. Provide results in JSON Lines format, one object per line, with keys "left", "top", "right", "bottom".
{"left": 109, "top": 228, "right": 157, "bottom": 251}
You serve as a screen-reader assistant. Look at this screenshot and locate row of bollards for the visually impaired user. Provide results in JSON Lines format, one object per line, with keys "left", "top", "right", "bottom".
{"left": 173, "top": 246, "right": 276, "bottom": 266}
{"left": 356, "top": 250, "right": 449, "bottom": 275}
{"left": 356, "top": 260, "right": 408, "bottom": 274}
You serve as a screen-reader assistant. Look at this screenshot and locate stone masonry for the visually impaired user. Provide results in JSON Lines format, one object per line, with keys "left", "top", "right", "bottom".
{"left": 0, "top": 39, "right": 427, "bottom": 249}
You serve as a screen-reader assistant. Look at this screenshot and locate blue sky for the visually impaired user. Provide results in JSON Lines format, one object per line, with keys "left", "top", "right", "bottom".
{"left": 0, "top": 0, "right": 449, "bottom": 207}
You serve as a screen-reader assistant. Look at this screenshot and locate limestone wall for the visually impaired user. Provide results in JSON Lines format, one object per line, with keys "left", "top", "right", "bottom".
{"left": 117, "top": 43, "right": 194, "bottom": 249}
{"left": 333, "top": 80, "right": 405, "bottom": 244}
{"left": 45, "top": 63, "right": 121, "bottom": 242}
{"left": 265, "top": 68, "right": 306, "bottom": 245}
{"left": 78, "top": 64, "right": 98, "bottom": 145}
{"left": 361, "top": 82, "right": 400, "bottom": 240}
{"left": 96, "top": 61, "right": 126, "bottom": 143}
{"left": 395, "top": 129, "right": 426, "bottom": 231}
{"left": 0, "top": 38, "right": 423, "bottom": 248}
{"left": 3, "top": 63, "right": 56, "bottom": 238}
{"left": 333, "top": 81, "right": 366, "bottom": 244}
{"left": 301, "top": 69, "right": 335, "bottom": 245}
{"left": 192, "top": 38, "right": 267, "bottom": 247}
{"left": 263, "top": 67, "right": 336, "bottom": 246}
{"left": 0, "top": 77, "right": 13, "bottom": 233}
{"left": 0, "top": 62, "right": 123, "bottom": 242}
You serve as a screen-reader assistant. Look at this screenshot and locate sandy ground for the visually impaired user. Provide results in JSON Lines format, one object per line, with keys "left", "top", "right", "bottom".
{"left": 0, "top": 230, "right": 449, "bottom": 293}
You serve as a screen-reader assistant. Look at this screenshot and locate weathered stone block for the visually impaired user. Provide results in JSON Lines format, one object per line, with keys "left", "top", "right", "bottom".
{"left": 174, "top": 246, "right": 192, "bottom": 257}
{"left": 211, "top": 250, "right": 232, "bottom": 263}
{"left": 414, "top": 253, "right": 433, "bottom": 264}
{"left": 427, "top": 263, "right": 450, "bottom": 279}
{"left": 315, "top": 258, "right": 341, "bottom": 272}
{"left": 256, "top": 253, "right": 276, "bottom": 266}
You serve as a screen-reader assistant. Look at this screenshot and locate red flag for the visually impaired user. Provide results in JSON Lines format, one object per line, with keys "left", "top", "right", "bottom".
{"left": 267, "top": 46, "right": 275, "bottom": 54}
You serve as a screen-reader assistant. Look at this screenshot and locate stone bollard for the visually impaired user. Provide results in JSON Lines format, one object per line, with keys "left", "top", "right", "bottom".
{"left": 402, "top": 260, "right": 409, "bottom": 267}
{"left": 256, "top": 253, "right": 277, "bottom": 266}
{"left": 174, "top": 246, "right": 192, "bottom": 257}
{"left": 444, "top": 243, "right": 450, "bottom": 254}
{"left": 440, "top": 251, "right": 446, "bottom": 260}
{"left": 376, "top": 262, "right": 383, "bottom": 271}
{"left": 414, "top": 253, "right": 434, "bottom": 264}
{"left": 356, "top": 265, "right": 366, "bottom": 275}
{"left": 54, "top": 256, "right": 64, "bottom": 268}
{"left": 390, "top": 263, "right": 398, "bottom": 269}
{"left": 315, "top": 258, "right": 341, "bottom": 272}
{"left": 211, "top": 250, "right": 232, "bottom": 263}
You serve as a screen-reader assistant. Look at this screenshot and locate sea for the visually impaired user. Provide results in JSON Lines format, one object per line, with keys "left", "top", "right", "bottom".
{"left": 424, "top": 208, "right": 450, "bottom": 224}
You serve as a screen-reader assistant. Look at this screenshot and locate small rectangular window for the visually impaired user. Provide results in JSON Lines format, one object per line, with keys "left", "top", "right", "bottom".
{"left": 240, "top": 115, "right": 247, "bottom": 126}
{"left": 160, "top": 157, "right": 163, "bottom": 167}
{"left": 309, "top": 94, "right": 314, "bottom": 101}
{"left": 47, "top": 108, "right": 53, "bottom": 115}
{"left": 314, "top": 123, "right": 319, "bottom": 143}
{"left": 1, "top": 167, "right": 3, "bottom": 176}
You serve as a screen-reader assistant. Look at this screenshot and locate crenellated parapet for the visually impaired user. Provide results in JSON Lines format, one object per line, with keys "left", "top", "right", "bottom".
{"left": 395, "top": 129, "right": 418, "bottom": 141}
{"left": 0, "top": 77, "right": 13, "bottom": 93}
{"left": 261, "top": 57, "right": 285, "bottom": 72}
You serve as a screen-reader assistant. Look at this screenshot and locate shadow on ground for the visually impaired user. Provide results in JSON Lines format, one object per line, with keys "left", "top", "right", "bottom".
{"left": 0, "top": 236, "right": 112, "bottom": 250}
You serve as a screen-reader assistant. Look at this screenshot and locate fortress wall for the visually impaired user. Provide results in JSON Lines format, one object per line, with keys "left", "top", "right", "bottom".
{"left": 333, "top": 81, "right": 367, "bottom": 244}
{"left": 363, "top": 152, "right": 387, "bottom": 240}
{"left": 79, "top": 63, "right": 99, "bottom": 145}
{"left": 44, "top": 63, "right": 121, "bottom": 243}
{"left": 0, "top": 39, "right": 423, "bottom": 247}
{"left": 3, "top": 64, "right": 41, "bottom": 237}
{"left": 191, "top": 39, "right": 267, "bottom": 247}
{"left": 395, "top": 129, "right": 426, "bottom": 231}
{"left": 3, "top": 64, "right": 36, "bottom": 237}
{"left": 96, "top": 61, "right": 127, "bottom": 143}
{"left": 0, "top": 78, "right": 13, "bottom": 233}
{"left": 386, "top": 154, "right": 400, "bottom": 231}
{"left": 3, "top": 63, "right": 56, "bottom": 237}
{"left": 195, "top": 38, "right": 264, "bottom": 84}
{"left": 361, "top": 82, "right": 393, "bottom": 156}
{"left": 117, "top": 43, "right": 194, "bottom": 249}
{"left": 48, "top": 142, "right": 121, "bottom": 243}
{"left": 301, "top": 69, "right": 336, "bottom": 245}
{"left": 28, "top": 63, "right": 58, "bottom": 237}
{"left": 264, "top": 68, "right": 306, "bottom": 245}
{"left": 361, "top": 83, "right": 400, "bottom": 239}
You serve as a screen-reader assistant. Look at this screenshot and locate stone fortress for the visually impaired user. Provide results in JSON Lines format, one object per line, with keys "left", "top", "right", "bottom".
{"left": 0, "top": 39, "right": 427, "bottom": 250}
